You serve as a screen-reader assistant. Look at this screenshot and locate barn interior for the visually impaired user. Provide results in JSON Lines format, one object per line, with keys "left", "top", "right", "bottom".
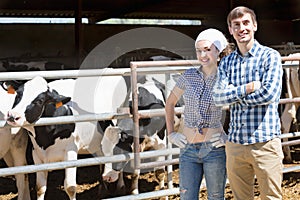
{"left": 0, "top": 1, "right": 300, "bottom": 199}
{"left": 0, "top": 0, "right": 299, "bottom": 70}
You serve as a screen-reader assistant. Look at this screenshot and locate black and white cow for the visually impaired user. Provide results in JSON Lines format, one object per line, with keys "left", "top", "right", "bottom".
{"left": 0, "top": 84, "right": 30, "bottom": 200}
{"left": 5, "top": 76, "right": 127, "bottom": 200}
{"left": 0, "top": 60, "right": 66, "bottom": 72}
{"left": 102, "top": 74, "right": 182, "bottom": 196}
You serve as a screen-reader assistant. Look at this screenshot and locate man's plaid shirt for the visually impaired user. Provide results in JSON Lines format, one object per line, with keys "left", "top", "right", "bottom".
{"left": 213, "top": 40, "right": 283, "bottom": 144}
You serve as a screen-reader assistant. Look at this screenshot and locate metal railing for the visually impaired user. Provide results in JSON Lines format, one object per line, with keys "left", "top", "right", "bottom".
{"left": 0, "top": 56, "right": 300, "bottom": 199}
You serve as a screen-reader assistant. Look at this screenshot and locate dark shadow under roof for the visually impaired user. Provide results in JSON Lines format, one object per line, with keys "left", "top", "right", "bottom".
{"left": 0, "top": 0, "right": 299, "bottom": 24}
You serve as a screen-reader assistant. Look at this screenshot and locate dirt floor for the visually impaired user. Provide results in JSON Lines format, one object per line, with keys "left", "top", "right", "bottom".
{"left": 0, "top": 147, "right": 300, "bottom": 200}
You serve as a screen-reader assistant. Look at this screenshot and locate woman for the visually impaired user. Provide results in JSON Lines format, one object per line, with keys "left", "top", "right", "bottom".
{"left": 165, "top": 28, "right": 230, "bottom": 200}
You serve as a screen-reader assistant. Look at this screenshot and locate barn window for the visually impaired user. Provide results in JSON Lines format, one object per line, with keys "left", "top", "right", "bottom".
{"left": 0, "top": 17, "right": 88, "bottom": 24}
{"left": 97, "top": 18, "right": 202, "bottom": 26}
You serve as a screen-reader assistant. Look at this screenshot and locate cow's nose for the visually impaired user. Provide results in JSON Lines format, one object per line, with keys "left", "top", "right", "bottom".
{"left": 6, "top": 115, "right": 15, "bottom": 123}
{"left": 6, "top": 112, "right": 18, "bottom": 123}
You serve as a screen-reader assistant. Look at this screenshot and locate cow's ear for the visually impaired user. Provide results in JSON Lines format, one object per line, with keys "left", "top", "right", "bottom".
{"left": 7, "top": 85, "right": 16, "bottom": 94}
{"left": 50, "top": 89, "right": 71, "bottom": 105}
{"left": 1, "top": 81, "right": 24, "bottom": 94}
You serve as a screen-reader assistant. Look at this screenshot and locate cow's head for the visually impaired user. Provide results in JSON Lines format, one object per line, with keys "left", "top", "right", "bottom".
{"left": 6, "top": 76, "right": 71, "bottom": 126}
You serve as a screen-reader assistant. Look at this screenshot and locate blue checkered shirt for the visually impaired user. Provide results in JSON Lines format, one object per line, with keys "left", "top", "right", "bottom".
{"left": 213, "top": 40, "right": 282, "bottom": 144}
{"left": 176, "top": 67, "right": 223, "bottom": 132}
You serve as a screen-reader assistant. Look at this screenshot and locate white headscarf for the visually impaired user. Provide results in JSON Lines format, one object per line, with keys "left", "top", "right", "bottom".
{"left": 195, "top": 28, "right": 228, "bottom": 53}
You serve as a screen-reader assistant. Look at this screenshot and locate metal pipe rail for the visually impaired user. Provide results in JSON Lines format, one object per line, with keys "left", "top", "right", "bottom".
{"left": 0, "top": 112, "right": 130, "bottom": 128}
{"left": 0, "top": 60, "right": 297, "bottom": 82}
{"left": 0, "top": 66, "right": 191, "bottom": 81}
{"left": 1, "top": 107, "right": 299, "bottom": 145}
{"left": 139, "top": 158, "right": 179, "bottom": 169}
{"left": 282, "top": 139, "right": 300, "bottom": 147}
{"left": 279, "top": 132, "right": 300, "bottom": 139}
{"left": 0, "top": 107, "right": 183, "bottom": 128}
{"left": 103, "top": 188, "right": 180, "bottom": 200}
{"left": 282, "top": 55, "right": 300, "bottom": 62}
{"left": 0, "top": 148, "right": 180, "bottom": 177}
{"left": 2, "top": 99, "right": 300, "bottom": 128}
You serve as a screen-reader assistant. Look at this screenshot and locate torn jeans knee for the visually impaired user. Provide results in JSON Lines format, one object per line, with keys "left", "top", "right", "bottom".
{"left": 180, "top": 188, "right": 187, "bottom": 194}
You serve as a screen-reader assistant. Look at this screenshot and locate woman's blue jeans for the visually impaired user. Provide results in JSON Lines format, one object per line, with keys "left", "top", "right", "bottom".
{"left": 179, "top": 142, "right": 226, "bottom": 200}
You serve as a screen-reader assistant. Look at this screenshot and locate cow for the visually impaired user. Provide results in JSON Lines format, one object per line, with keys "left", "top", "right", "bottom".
{"left": 5, "top": 75, "right": 127, "bottom": 200}
{"left": 102, "top": 74, "right": 179, "bottom": 196}
{"left": 280, "top": 53, "right": 300, "bottom": 163}
{"left": 0, "top": 82, "right": 30, "bottom": 200}
{"left": 0, "top": 60, "right": 66, "bottom": 72}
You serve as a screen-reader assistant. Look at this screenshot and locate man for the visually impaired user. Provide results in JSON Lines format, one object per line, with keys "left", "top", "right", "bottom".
{"left": 213, "top": 6, "right": 284, "bottom": 200}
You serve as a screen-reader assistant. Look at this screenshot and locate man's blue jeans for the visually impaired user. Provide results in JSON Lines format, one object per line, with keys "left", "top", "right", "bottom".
{"left": 179, "top": 142, "right": 226, "bottom": 200}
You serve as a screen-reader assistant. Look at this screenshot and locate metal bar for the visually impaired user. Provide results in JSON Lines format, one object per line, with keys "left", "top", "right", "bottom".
{"left": 0, "top": 148, "right": 180, "bottom": 177}
{"left": 167, "top": 145, "right": 174, "bottom": 190}
{"left": 103, "top": 188, "right": 180, "bottom": 200}
{"left": 130, "top": 61, "right": 141, "bottom": 174}
{"left": 282, "top": 63, "right": 300, "bottom": 68}
{"left": 0, "top": 107, "right": 183, "bottom": 128}
{"left": 134, "top": 148, "right": 180, "bottom": 160}
{"left": 0, "top": 68, "right": 131, "bottom": 80}
{"left": 0, "top": 66, "right": 191, "bottom": 81}
{"left": 283, "top": 165, "right": 300, "bottom": 173}
{"left": 279, "top": 132, "right": 300, "bottom": 139}
{"left": 0, "top": 112, "right": 131, "bottom": 128}
{"left": 0, "top": 60, "right": 298, "bottom": 81}
{"left": 138, "top": 107, "right": 184, "bottom": 119}
{"left": 129, "top": 59, "right": 300, "bottom": 68}
{"left": 281, "top": 139, "right": 300, "bottom": 147}
{"left": 139, "top": 159, "right": 179, "bottom": 169}
{"left": 279, "top": 97, "right": 300, "bottom": 104}
{"left": 130, "top": 59, "right": 201, "bottom": 68}
{"left": 165, "top": 73, "right": 174, "bottom": 192}
{"left": 282, "top": 55, "right": 300, "bottom": 61}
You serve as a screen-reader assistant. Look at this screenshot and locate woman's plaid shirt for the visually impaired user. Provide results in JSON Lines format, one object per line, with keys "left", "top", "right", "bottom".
{"left": 213, "top": 40, "right": 283, "bottom": 144}
{"left": 176, "top": 67, "right": 223, "bottom": 132}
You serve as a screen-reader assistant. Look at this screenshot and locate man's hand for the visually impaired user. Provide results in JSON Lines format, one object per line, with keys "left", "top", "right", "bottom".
{"left": 246, "top": 81, "right": 261, "bottom": 94}
{"left": 168, "top": 132, "right": 187, "bottom": 148}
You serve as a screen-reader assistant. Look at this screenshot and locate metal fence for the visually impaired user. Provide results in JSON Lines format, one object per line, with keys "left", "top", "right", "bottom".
{"left": 0, "top": 57, "right": 300, "bottom": 199}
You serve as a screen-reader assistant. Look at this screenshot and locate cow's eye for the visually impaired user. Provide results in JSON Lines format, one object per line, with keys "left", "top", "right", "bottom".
{"left": 35, "top": 99, "right": 43, "bottom": 105}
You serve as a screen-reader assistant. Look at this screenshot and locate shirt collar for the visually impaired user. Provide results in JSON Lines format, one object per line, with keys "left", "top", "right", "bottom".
{"left": 233, "top": 40, "right": 261, "bottom": 58}
{"left": 197, "top": 66, "right": 217, "bottom": 80}
{"left": 249, "top": 40, "right": 261, "bottom": 57}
